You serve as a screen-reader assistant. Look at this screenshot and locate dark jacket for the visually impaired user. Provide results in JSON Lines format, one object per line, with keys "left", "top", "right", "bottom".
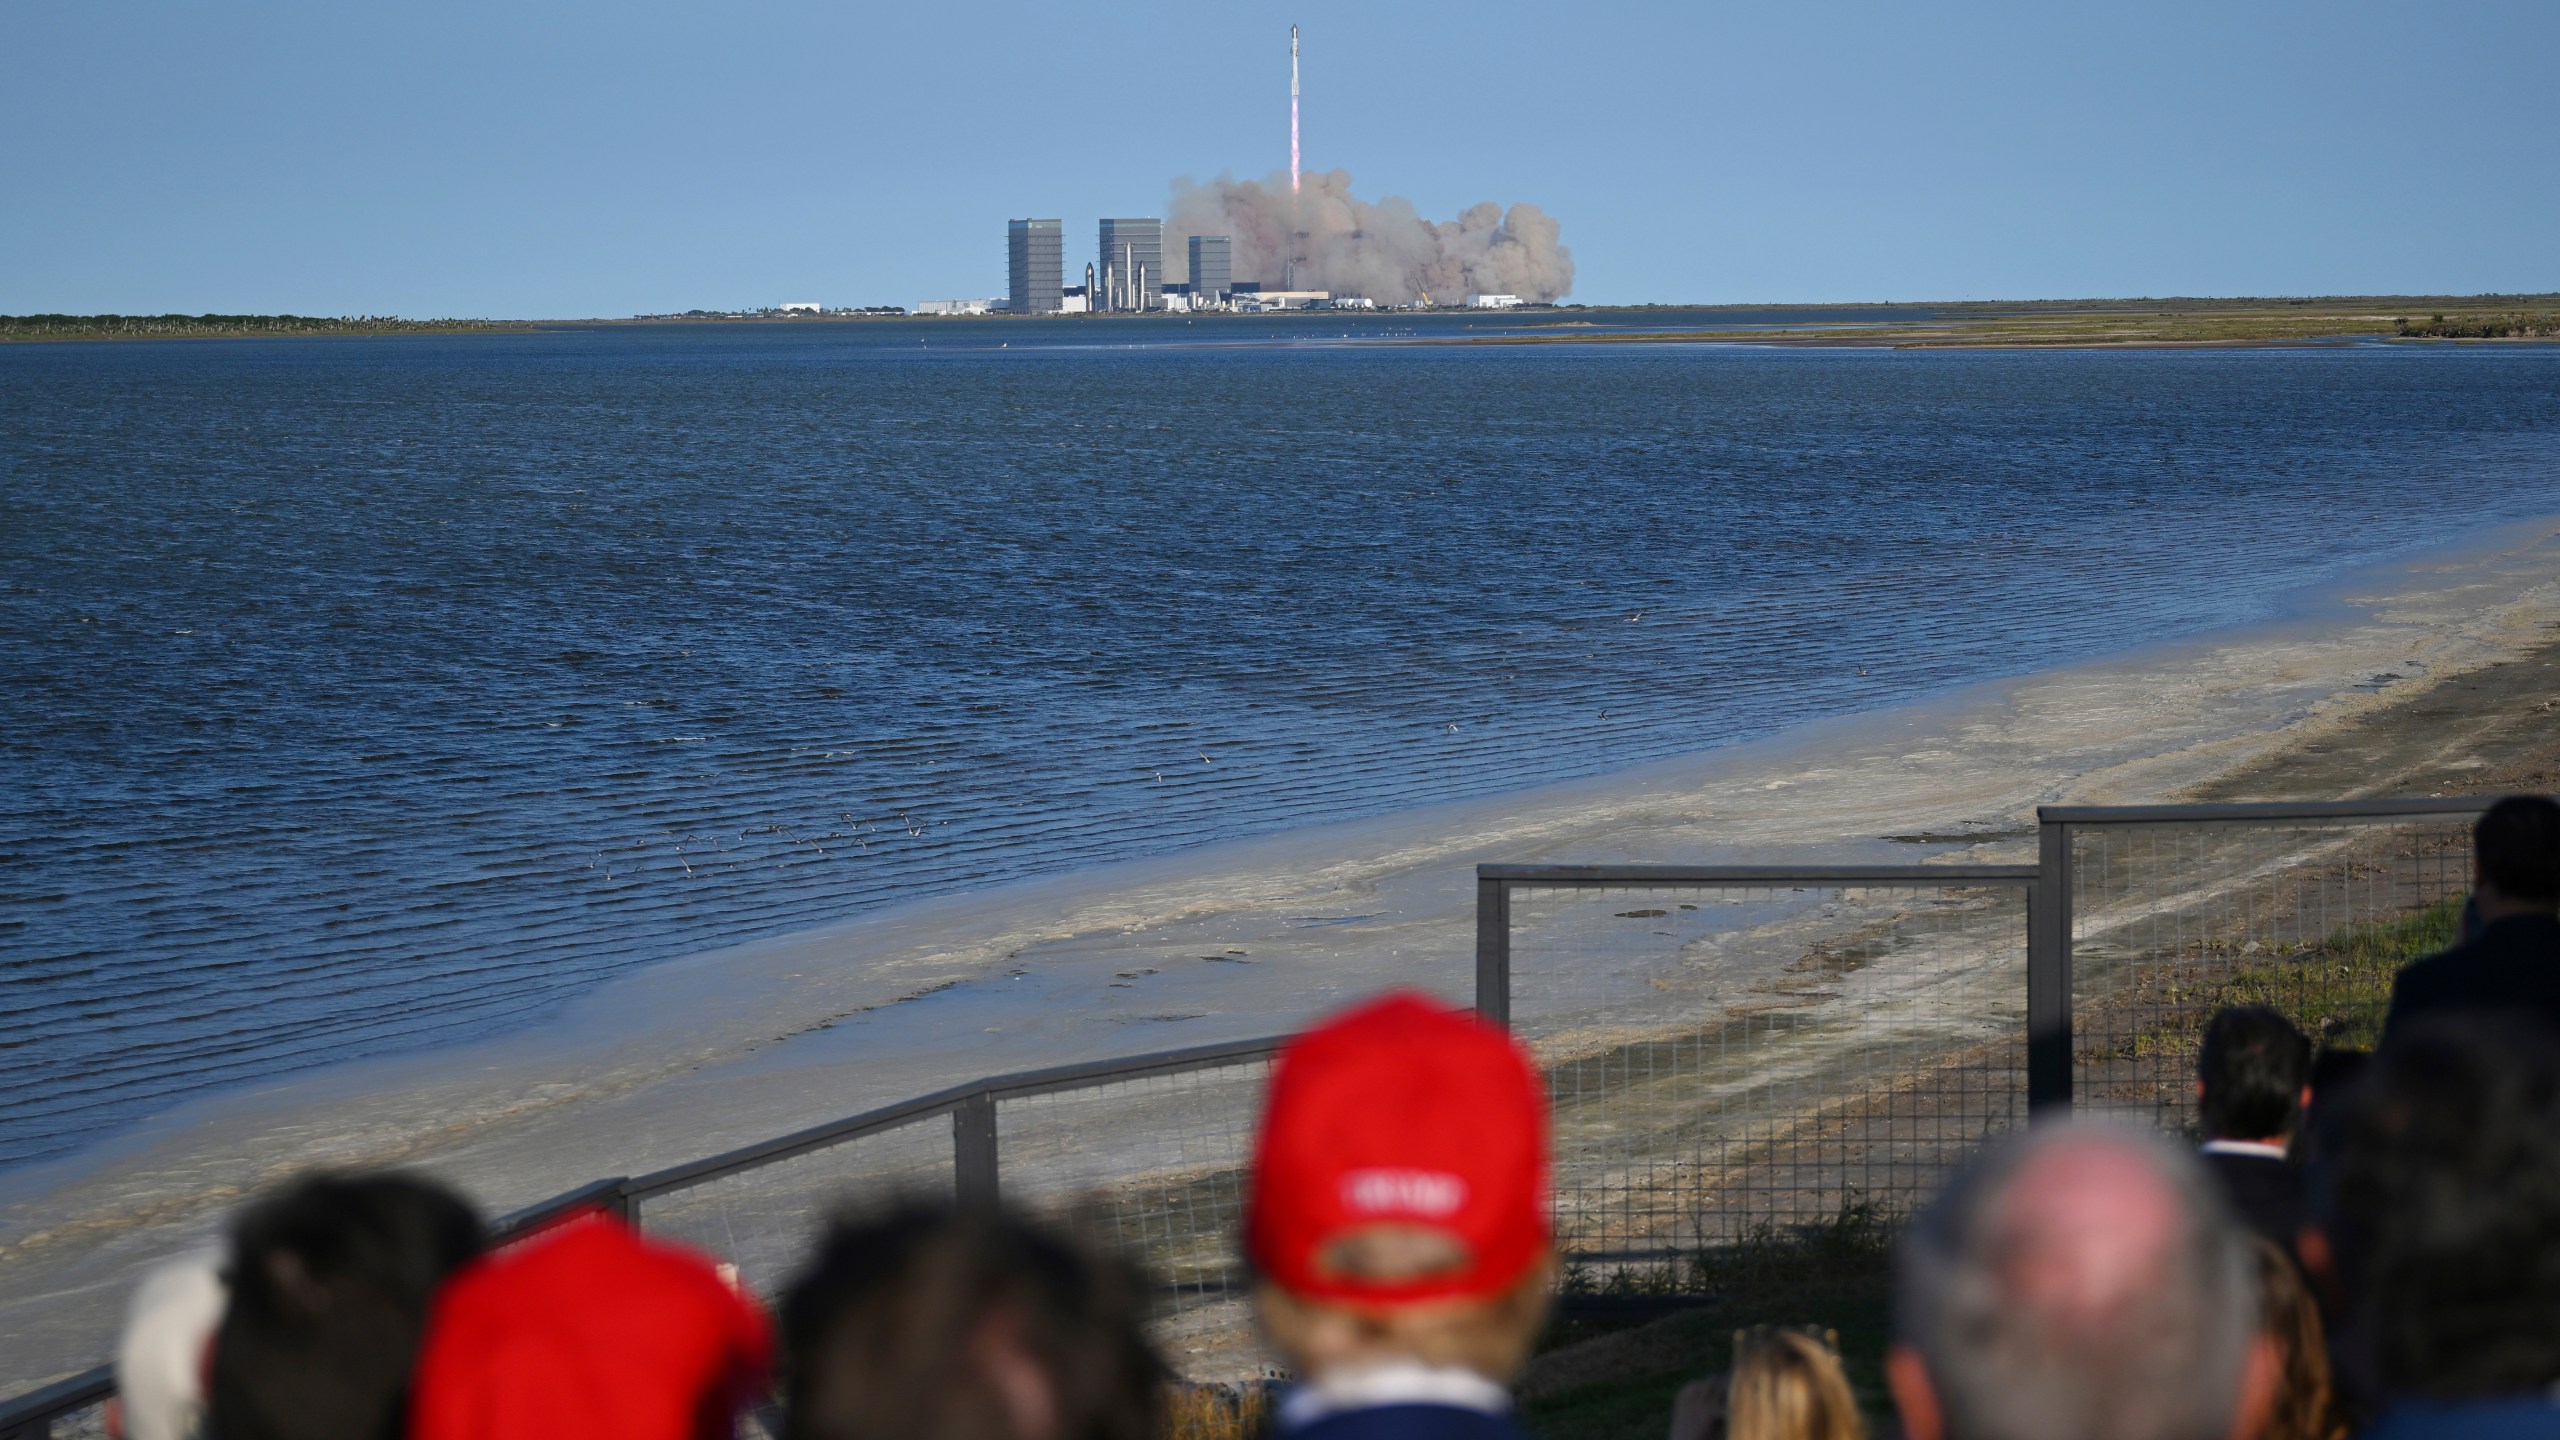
{"left": 1281, "top": 1405, "right": 1529, "bottom": 1440}
{"left": 2383, "top": 914, "right": 2560, "bottom": 1042}
{"left": 2361, "top": 1396, "right": 2560, "bottom": 1439}
{"left": 2198, "top": 1148, "right": 2305, "bottom": 1254}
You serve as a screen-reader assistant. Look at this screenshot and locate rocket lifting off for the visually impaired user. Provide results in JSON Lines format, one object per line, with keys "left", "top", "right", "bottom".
{"left": 1289, "top": 25, "right": 1300, "bottom": 194}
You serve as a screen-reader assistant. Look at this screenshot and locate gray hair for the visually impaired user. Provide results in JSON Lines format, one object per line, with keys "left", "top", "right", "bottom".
{"left": 1895, "top": 1120, "right": 2259, "bottom": 1440}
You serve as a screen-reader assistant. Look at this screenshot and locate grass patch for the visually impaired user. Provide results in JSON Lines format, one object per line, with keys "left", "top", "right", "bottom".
{"left": 1525, "top": 1203, "right": 1896, "bottom": 1439}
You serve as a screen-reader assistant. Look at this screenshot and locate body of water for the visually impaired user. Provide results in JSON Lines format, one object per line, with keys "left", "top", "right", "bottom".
{"left": 4, "top": 317, "right": 2556, "bottom": 1170}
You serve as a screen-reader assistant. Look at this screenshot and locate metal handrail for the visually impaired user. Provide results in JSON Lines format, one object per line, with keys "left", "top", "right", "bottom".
{"left": 0, "top": 1368, "right": 112, "bottom": 1440}
{"left": 2037, "top": 797, "right": 2497, "bottom": 824}
{"left": 624, "top": 1033, "right": 1286, "bottom": 1202}
{"left": 1477, "top": 863, "right": 2040, "bottom": 884}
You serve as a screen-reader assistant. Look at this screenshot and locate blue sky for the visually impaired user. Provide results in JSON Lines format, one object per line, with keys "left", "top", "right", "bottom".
{"left": 4, "top": 1, "right": 2554, "bottom": 315}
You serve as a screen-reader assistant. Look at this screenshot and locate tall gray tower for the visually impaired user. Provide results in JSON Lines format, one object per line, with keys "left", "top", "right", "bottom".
{"left": 1188, "top": 235, "right": 1233, "bottom": 302}
{"left": 1096, "top": 218, "right": 1164, "bottom": 311}
{"left": 1007, "top": 218, "right": 1062, "bottom": 314}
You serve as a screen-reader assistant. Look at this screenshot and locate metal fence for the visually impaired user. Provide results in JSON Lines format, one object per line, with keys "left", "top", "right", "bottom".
{"left": 1479, "top": 865, "right": 2040, "bottom": 1275}
{"left": 2039, "top": 798, "right": 2491, "bottom": 1134}
{"left": 3, "top": 797, "right": 2516, "bottom": 1434}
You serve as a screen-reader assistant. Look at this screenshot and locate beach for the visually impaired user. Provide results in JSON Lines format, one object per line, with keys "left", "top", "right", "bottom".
{"left": 4, "top": 513, "right": 2555, "bottom": 1393}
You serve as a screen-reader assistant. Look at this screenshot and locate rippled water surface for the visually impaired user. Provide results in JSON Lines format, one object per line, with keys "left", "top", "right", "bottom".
{"left": 4, "top": 319, "right": 2557, "bottom": 1169}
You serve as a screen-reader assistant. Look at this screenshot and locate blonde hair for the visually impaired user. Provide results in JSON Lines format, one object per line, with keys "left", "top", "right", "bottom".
{"left": 1726, "top": 1329, "right": 1862, "bottom": 1440}
{"left": 2251, "top": 1239, "right": 2345, "bottom": 1440}
{"left": 1254, "top": 1252, "right": 1556, "bottom": 1383}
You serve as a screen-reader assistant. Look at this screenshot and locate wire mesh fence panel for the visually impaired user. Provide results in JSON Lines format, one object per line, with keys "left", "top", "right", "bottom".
{"left": 1503, "top": 880, "right": 2029, "bottom": 1283}
{"left": 2067, "top": 816, "right": 2472, "bottom": 1135}
{"left": 994, "top": 1058, "right": 1276, "bottom": 1382}
{"left": 632, "top": 1115, "right": 955, "bottom": 1300}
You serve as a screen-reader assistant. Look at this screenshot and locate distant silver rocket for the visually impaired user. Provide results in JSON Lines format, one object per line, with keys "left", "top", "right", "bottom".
{"left": 1290, "top": 25, "right": 1300, "bottom": 194}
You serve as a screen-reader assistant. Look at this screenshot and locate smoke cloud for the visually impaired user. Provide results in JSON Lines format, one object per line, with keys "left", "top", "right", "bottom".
{"left": 1167, "top": 169, "right": 1573, "bottom": 305}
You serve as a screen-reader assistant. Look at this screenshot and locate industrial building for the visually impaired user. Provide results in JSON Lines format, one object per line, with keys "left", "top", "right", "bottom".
{"left": 1188, "top": 235, "right": 1232, "bottom": 303}
{"left": 1097, "top": 218, "right": 1163, "bottom": 312}
{"left": 1007, "top": 218, "right": 1063, "bottom": 314}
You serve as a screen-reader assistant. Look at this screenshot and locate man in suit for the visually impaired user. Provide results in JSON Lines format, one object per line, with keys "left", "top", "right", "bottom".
{"left": 2195, "top": 1005, "right": 2312, "bottom": 1255}
{"left": 2385, "top": 795, "right": 2560, "bottom": 1040}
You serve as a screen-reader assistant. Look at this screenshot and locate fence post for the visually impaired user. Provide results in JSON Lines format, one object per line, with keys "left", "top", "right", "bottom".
{"left": 953, "top": 1091, "right": 999, "bottom": 1208}
{"left": 1475, "top": 870, "right": 1511, "bottom": 1028}
{"left": 2027, "top": 814, "right": 2075, "bottom": 1116}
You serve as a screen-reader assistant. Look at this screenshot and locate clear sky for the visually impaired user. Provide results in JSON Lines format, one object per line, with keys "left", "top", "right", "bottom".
{"left": 4, "top": 1, "right": 2554, "bottom": 315}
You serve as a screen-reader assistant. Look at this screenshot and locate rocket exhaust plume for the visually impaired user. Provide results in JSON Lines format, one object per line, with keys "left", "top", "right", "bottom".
{"left": 1289, "top": 25, "right": 1300, "bottom": 195}
{"left": 1170, "top": 169, "right": 1575, "bottom": 306}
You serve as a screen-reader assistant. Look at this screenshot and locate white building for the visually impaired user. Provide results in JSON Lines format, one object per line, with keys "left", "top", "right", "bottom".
{"left": 917, "top": 299, "right": 997, "bottom": 316}
{"left": 1236, "top": 290, "right": 1332, "bottom": 311}
{"left": 777, "top": 302, "right": 822, "bottom": 315}
{"left": 1468, "top": 294, "right": 1523, "bottom": 309}
{"left": 1058, "top": 292, "right": 1090, "bottom": 314}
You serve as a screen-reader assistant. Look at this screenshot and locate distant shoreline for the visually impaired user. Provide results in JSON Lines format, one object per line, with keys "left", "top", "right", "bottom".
{"left": 0, "top": 315, "right": 530, "bottom": 344}
{"left": 10, "top": 295, "right": 2556, "bottom": 348}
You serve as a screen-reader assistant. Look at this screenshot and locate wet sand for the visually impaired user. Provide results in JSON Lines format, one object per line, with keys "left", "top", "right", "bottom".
{"left": 3, "top": 518, "right": 2556, "bottom": 1393}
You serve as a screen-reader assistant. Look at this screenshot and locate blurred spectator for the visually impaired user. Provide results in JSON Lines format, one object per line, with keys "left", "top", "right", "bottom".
{"left": 1667, "top": 1328, "right": 1862, "bottom": 1440}
{"left": 207, "top": 1171, "right": 484, "bottom": 1440}
{"left": 2302, "top": 1048, "right": 2367, "bottom": 1117}
{"left": 409, "top": 1211, "right": 769, "bottom": 1440}
{"left": 2194, "top": 1005, "right": 2311, "bottom": 1253}
{"left": 109, "top": 1249, "right": 225, "bottom": 1440}
{"left": 2383, "top": 795, "right": 2560, "bottom": 1039}
{"left": 778, "top": 1201, "right": 1161, "bottom": 1440}
{"left": 1246, "top": 992, "right": 1553, "bottom": 1439}
{"left": 2313, "top": 1016, "right": 2560, "bottom": 1438}
{"left": 2248, "top": 1238, "right": 2344, "bottom": 1440}
{"left": 1889, "top": 1120, "right": 2274, "bottom": 1440}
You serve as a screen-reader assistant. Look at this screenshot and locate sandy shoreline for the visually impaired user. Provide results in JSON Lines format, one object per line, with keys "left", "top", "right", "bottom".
{"left": 4, "top": 516, "right": 2557, "bottom": 1390}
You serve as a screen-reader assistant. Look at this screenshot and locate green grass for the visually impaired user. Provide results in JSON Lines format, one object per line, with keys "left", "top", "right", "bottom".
{"left": 1526, "top": 1204, "right": 1897, "bottom": 1439}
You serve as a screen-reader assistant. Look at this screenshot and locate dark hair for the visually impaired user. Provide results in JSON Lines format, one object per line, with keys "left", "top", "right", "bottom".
{"left": 2250, "top": 1237, "right": 2343, "bottom": 1440}
{"left": 2475, "top": 795, "right": 2560, "bottom": 904}
{"left": 781, "top": 1202, "right": 1162, "bottom": 1440}
{"left": 2320, "top": 1016, "right": 2560, "bottom": 1400}
{"left": 2198, "top": 1005, "right": 2311, "bottom": 1141}
{"left": 209, "top": 1171, "right": 484, "bottom": 1440}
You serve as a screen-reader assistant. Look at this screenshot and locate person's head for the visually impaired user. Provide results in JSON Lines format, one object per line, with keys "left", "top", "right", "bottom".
{"left": 410, "top": 1212, "right": 770, "bottom": 1440}
{"left": 1727, "top": 1329, "right": 1863, "bottom": 1440}
{"left": 778, "top": 1201, "right": 1161, "bottom": 1440}
{"left": 1889, "top": 1121, "right": 2274, "bottom": 1440}
{"left": 208, "top": 1170, "right": 485, "bottom": 1440}
{"left": 2248, "top": 1239, "right": 2341, "bottom": 1440}
{"left": 2196, "top": 1006, "right": 2311, "bottom": 1144}
{"left": 2472, "top": 795, "right": 2560, "bottom": 917}
{"left": 2314, "top": 1014, "right": 2560, "bottom": 1405}
{"left": 1246, "top": 991, "right": 1554, "bottom": 1383}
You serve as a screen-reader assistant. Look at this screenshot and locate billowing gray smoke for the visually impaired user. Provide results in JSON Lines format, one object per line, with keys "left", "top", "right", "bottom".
{"left": 1167, "top": 169, "right": 1572, "bottom": 305}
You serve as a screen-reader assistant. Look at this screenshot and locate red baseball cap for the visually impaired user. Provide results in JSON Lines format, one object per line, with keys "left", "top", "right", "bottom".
{"left": 410, "top": 1213, "right": 771, "bottom": 1440}
{"left": 1246, "top": 991, "right": 1551, "bottom": 1308}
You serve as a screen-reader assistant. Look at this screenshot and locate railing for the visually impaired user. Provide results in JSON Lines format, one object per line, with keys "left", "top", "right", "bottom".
{"left": 2038, "top": 797, "right": 2495, "bottom": 1133}
{"left": 1477, "top": 864, "right": 2042, "bottom": 1274}
{"left": 5, "top": 797, "right": 2520, "bottom": 1429}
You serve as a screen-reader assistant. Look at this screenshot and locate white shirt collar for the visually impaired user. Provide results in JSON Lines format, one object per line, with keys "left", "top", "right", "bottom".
{"left": 2200, "top": 1138, "right": 2289, "bottom": 1161}
{"left": 1278, "top": 1361, "right": 1511, "bottom": 1427}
